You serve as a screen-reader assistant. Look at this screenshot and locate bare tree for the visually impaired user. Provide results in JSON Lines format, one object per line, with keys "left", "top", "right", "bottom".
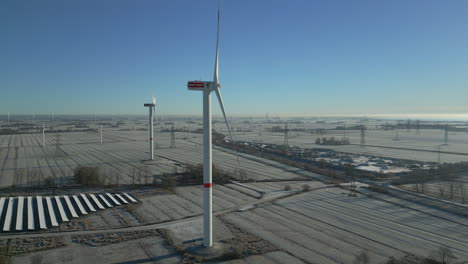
{"left": 131, "top": 167, "right": 138, "bottom": 185}
{"left": 116, "top": 172, "right": 120, "bottom": 186}
{"left": 430, "top": 246, "right": 457, "bottom": 264}
{"left": 74, "top": 166, "right": 104, "bottom": 186}
{"left": 449, "top": 182, "right": 455, "bottom": 200}
{"left": 30, "top": 169, "right": 41, "bottom": 187}
{"left": 16, "top": 168, "right": 26, "bottom": 187}
{"left": 459, "top": 183, "right": 466, "bottom": 204}
{"left": 31, "top": 254, "right": 44, "bottom": 264}
{"left": 238, "top": 169, "right": 248, "bottom": 182}
{"left": 136, "top": 166, "right": 143, "bottom": 185}
{"left": 142, "top": 166, "right": 151, "bottom": 185}
{"left": 353, "top": 250, "right": 370, "bottom": 264}
{"left": 439, "top": 185, "right": 446, "bottom": 198}
{"left": 26, "top": 167, "right": 32, "bottom": 186}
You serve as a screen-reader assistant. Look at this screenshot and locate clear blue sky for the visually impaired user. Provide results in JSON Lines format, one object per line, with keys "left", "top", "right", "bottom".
{"left": 1, "top": 0, "right": 468, "bottom": 117}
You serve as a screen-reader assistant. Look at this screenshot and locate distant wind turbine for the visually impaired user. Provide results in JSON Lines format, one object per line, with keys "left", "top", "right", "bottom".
{"left": 187, "top": 0, "right": 235, "bottom": 248}
{"left": 144, "top": 96, "right": 156, "bottom": 160}
{"left": 42, "top": 124, "right": 46, "bottom": 147}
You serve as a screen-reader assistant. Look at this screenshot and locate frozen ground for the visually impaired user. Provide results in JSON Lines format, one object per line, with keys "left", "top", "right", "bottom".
{"left": 2, "top": 117, "right": 468, "bottom": 189}
{"left": 1, "top": 118, "right": 468, "bottom": 263}
{"left": 222, "top": 187, "right": 468, "bottom": 263}
{"left": 230, "top": 129, "right": 468, "bottom": 163}
{"left": 219, "top": 251, "right": 305, "bottom": 264}
{"left": 0, "top": 129, "right": 320, "bottom": 188}
{"left": 399, "top": 181, "right": 468, "bottom": 204}
{"left": 2, "top": 183, "right": 467, "bottom": 263}
{"left": 44, "top": 184, "right": 263, "bottom": 232}
{"left": 11, "top": 233, "right": 181, "bottom": 264}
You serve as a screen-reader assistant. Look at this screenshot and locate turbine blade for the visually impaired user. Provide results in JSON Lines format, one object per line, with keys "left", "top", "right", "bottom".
{"left": 213, "top": 0, "right": 220, "bottom": 84}
{"left": 215, "top": 88, "right": 232, "bottom": 141}
{"left": 215, "top": 87, "right": 241, "bottom": 171}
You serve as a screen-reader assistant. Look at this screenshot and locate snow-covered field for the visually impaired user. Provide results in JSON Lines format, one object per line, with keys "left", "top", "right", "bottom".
{"left": 0, "top": 128, "right": 323, "bottom": 188}
{"left": 223, "top": 187, "right": 468, "bottom": 263}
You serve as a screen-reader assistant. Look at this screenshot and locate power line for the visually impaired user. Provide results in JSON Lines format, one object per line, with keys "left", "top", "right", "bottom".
{"left": 443, "top": 124, "right": 449, "bottom": 145}
{"left": 170, "top": 124, "right": 176, "bottom": 148}
{"left": 393, "top": 129, "right": 400, "bottom": 141}
{"left": 360, "top": 126, "right": 366, "bottom": 146}
{"left": 284, "top": 123, "right": 289, "bottom": 147}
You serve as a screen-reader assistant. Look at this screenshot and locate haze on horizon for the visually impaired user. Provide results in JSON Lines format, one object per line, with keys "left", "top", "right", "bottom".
{"left": 1, "top": 0, "right": 468, "bottom": 118}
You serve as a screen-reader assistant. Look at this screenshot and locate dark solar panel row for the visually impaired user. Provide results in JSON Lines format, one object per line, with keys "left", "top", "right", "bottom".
{"left": 0, "top": 193, "right": 138, "bottom": 232}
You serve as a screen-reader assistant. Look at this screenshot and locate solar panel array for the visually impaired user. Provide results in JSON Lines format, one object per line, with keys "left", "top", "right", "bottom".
{"left": 0, "top": 193, "right": 138, "bottom": 232}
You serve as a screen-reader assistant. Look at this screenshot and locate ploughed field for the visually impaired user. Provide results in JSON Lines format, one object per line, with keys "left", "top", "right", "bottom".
{"left": 0, "top": 129, "right": 321, "bottom": 188}
{"left": 222, "top": 186, "right": 468, "bottom": 263}
{"left": 1, "top": 180, "right": 467, "bottom": 263}
{"left": 224, "top": 125, "right": 468, "bottom": 163}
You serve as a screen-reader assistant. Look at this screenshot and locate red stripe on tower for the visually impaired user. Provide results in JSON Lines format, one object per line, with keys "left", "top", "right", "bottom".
{"left": 203, "top": 183, "right": 213, "bottom": 188}
{"left": 150, "top": 138, "right": 153, "bottom": 140}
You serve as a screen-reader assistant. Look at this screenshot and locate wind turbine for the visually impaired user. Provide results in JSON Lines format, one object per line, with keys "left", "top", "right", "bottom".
{"left": 187, "top": 1, "right": 234, "bottom": 248}
{"left": 144, "top": 96, "right": 156, "bottom": 160}
{"left": 42, "top": 124, "right": 46, "bottom": 147}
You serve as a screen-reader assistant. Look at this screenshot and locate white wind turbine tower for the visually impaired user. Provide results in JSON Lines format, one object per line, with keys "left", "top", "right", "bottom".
{"left": 144, "top": 96, "right": 156, "bottom": 160}
{"left": 187, "top": 1, "right": 235, "bottom": 248}
{"left": 42, "top": 124, "right": 46, "bottom": 147}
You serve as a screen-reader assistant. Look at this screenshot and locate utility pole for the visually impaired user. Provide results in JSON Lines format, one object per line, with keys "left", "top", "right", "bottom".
{"left": 360, "top": 126, "right": 366, "bottom": 146}
{"left": 416, "top": 120, "right": 420, "bottom": 135}
{"left": 393, "top": 129, "right": 400, "bottom": 141}
{"left": 170, "top": 124, "right": 176, "bottom": 148}
{"left": 438, "top": 145, "right": 442, "bottom": 165}
{"left": 189, "top": 124, "right": 192, "bottom": 139}
{"left": 100, "top": 125, "right": 103, "bottom": 145}
{"left": 444, "top": 124, "right": 449, "bottom": 145}
{"left": 284, "top": 123, "right": 289, "bottom": 147}
{"left": 55, "top": 133, "right": 62, "bottom": 158}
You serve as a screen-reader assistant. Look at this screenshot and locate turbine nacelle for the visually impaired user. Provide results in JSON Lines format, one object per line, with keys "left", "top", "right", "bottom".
{"left": 187, "top": 81, "right": 220, "bottom": 91}
{"left": 144, "top": 95, "right": 157, "bottom": 108}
